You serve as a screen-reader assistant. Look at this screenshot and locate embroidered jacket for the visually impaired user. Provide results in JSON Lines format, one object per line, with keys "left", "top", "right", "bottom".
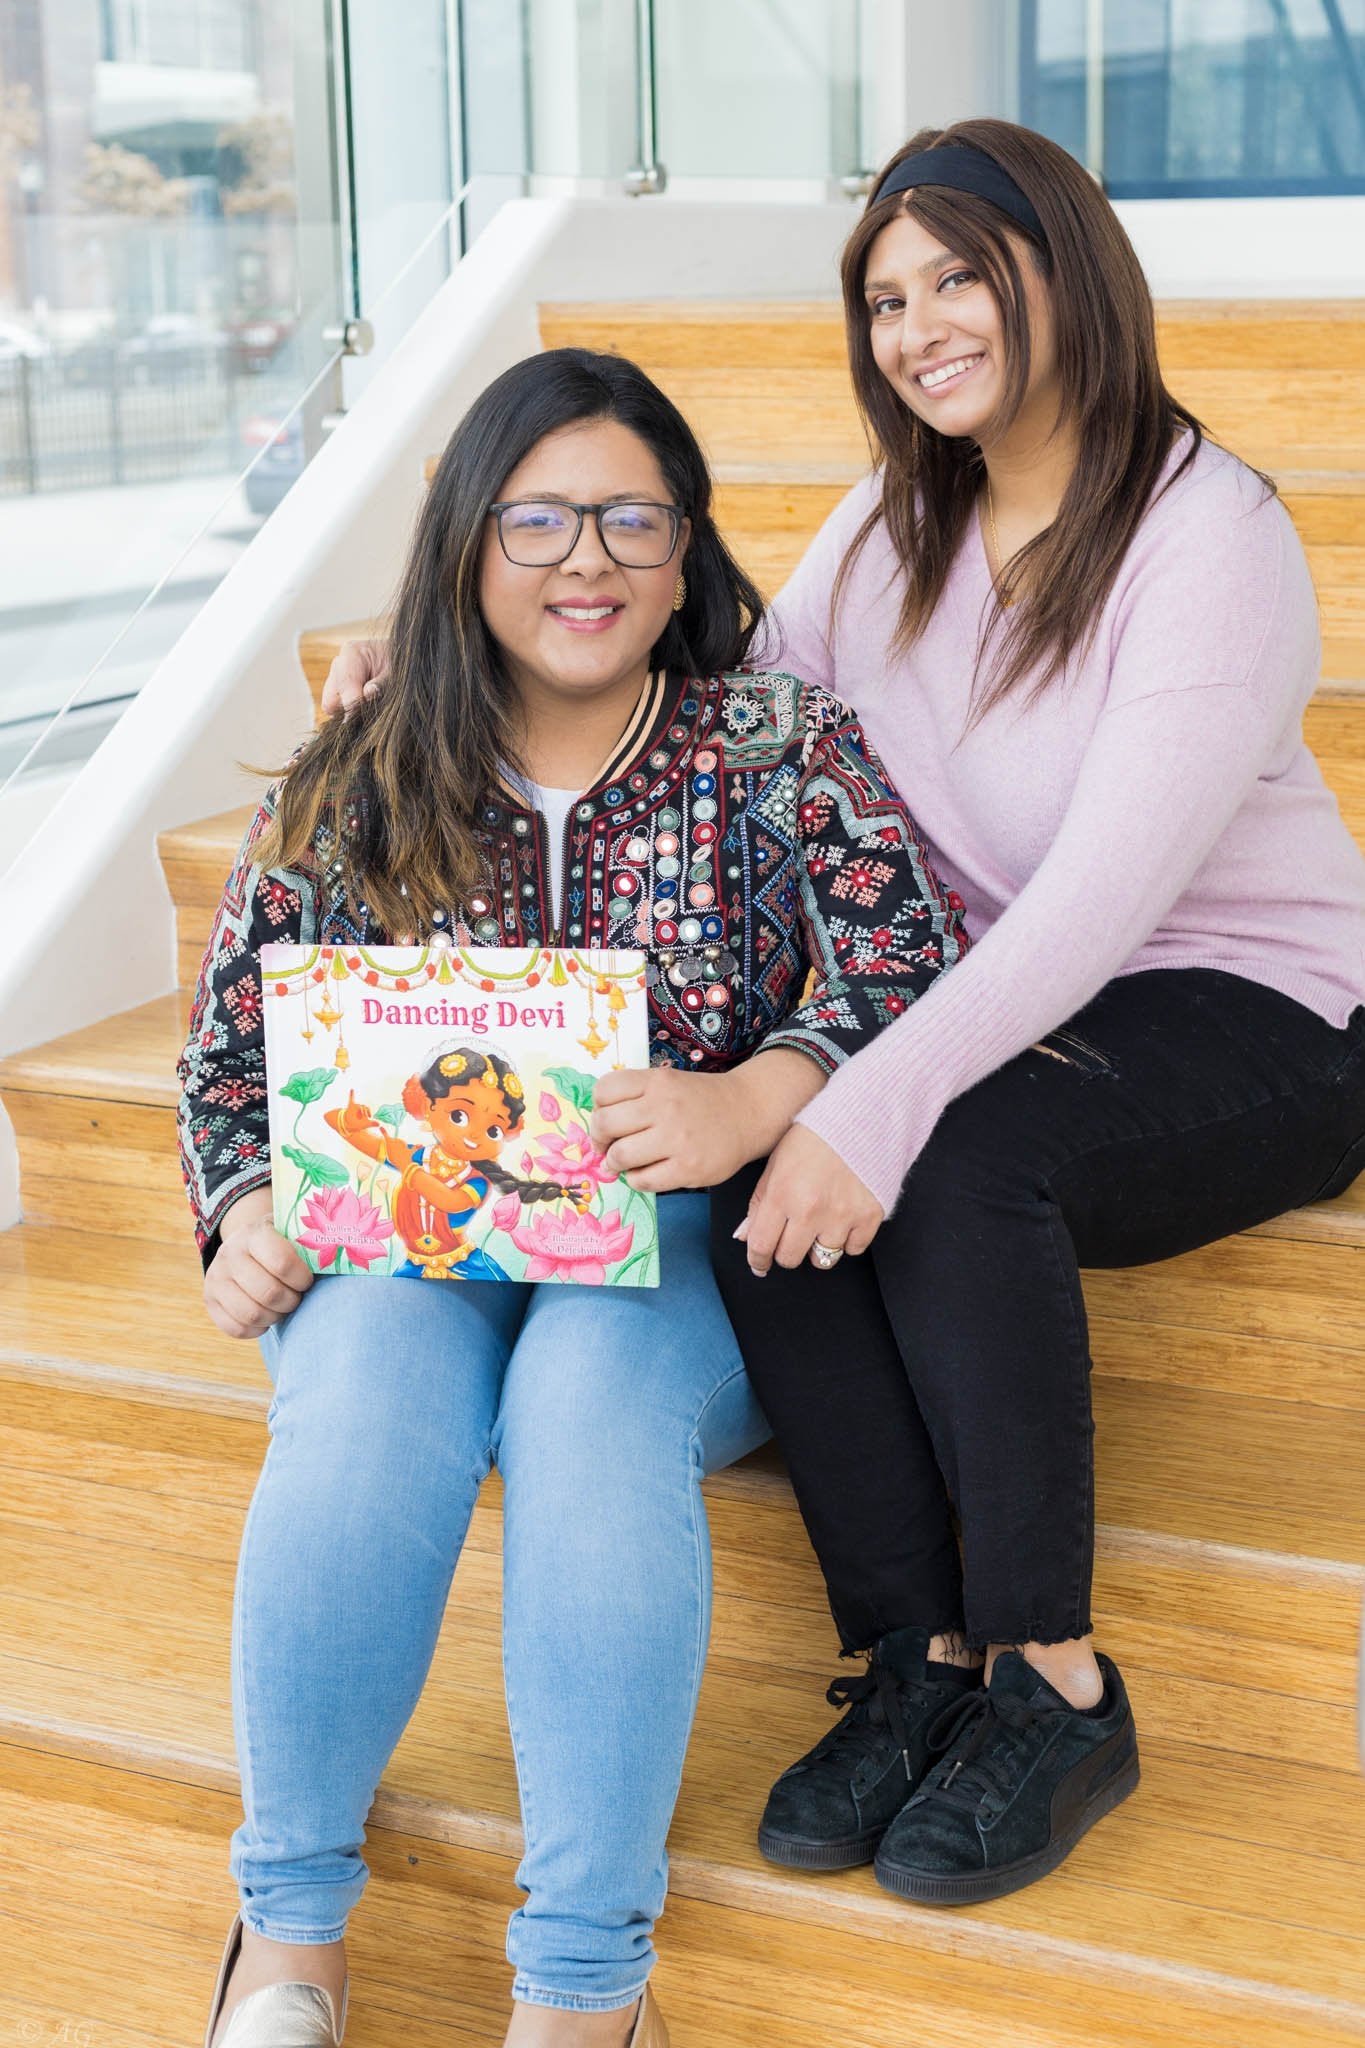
{"left": 177, "top": 669, "right": 969, "bottom": 1260}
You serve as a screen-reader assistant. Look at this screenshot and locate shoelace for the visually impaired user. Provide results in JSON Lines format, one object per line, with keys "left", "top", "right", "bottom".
{"left": 917, "top": 1685, "right": 1049, "bottom": 1814}
{"left": 811, "top": 1657, "right": 927, "bottom": 1782}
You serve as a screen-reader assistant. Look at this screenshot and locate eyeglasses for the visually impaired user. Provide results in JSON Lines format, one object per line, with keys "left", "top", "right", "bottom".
{"left": 488, "top": 497, "right": 683, "bottom": 569}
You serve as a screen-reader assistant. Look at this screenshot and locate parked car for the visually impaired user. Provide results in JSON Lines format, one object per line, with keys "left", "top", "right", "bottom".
{"left": 227, "top": 311, "right": 297, "bottom": 373}
{"left": 120, "top": 315, "right": 227, "bottom": 381}
{"left": 241, "top": 409, "right": 305, "bottom": 513}
{"left": 0, "top": 316, "right": 52, "bottom": 363}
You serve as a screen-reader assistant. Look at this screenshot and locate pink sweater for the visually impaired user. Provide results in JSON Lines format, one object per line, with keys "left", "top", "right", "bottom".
{"left": 760, "top": 435, "right": 1365, "bottom": 1215}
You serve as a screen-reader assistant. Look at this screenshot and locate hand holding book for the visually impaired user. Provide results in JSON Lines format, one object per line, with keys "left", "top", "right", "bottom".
{"left": 589, "top": 1049, "right": 825, "bottom": 1194}
{"left": 206, "top": 1185, "right": 314, "bottom": 1340}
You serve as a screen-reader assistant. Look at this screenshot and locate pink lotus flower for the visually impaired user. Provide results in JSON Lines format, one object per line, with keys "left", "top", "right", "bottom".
{"left": 510, "top": 1207, "right": 634, "bottom": 1286}
{"left": 521, "top": 1150, "right": 535, "bottom": 1175}
{"left": 491, "top": 1192, "right": 522, "bottom": 1232}
{"left": 297, "top": 1185, "right": 395, "bottom": 1270}
{"left": 539, "top": 1090, "right": 562, "bottom": 1122}
{"left": 533, "top": 1122, "right": 618, "bottom": 1190}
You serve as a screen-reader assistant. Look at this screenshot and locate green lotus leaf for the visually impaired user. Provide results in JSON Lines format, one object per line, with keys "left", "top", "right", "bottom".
{"left": 278, "top": 1066, "right": 338, "bottom": 1106}
{"left": 374, "top": 1102, "right": 405, "bottom": 1129}
{"left": 281, "top": 1142, "right": 350, "bottom": 1187}
{"left": 541, "top": 1064, "right": 597, "bottom": 1114}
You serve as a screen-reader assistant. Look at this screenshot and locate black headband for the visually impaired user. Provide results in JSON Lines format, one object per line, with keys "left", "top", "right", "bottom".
{"left": 870, "top": 145, "right": 1046, "bottom": 244}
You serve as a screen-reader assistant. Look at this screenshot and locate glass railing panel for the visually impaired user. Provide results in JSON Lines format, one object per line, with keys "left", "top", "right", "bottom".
{"left": 652, "top": 0, "right": 862, "bottom": 186}
{"left": 514, "top": 0, "right": 636, "bottom": 187}
{"left": 506, "top": 0, "right": 870, "bottom": 197}
{"left": 0, "top": 315, "right": 346, "bottom": 844}
{"left": 0, "top": 0, "right": 356, "bottom": 857}
{"left": 0, "top": 154, "right": 474, "bottom": 872}
{"left": 343, "top": 0, "right": 460, "bottom": 316}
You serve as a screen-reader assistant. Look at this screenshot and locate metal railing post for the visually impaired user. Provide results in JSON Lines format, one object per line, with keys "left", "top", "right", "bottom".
{"left": 17, "top": 354, "right": 37, "bottom": 495}
{"left": 1084, "top": 0, "right": 1105, "bottom": 182}
{"left": 624, "top": 0, "right": 667, "bottom": 195}
{"left": 108, "top": 340, "right": 125, "bottom": 487}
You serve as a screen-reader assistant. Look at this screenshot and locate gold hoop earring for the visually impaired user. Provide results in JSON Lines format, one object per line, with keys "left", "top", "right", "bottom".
{"left": 672, "top": 573, "right": 687, "bottom": 612}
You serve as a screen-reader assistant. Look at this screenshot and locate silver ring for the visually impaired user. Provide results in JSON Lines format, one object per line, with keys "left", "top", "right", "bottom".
{"left": 810, "top": 1239, "right": 845, "bottom": 1270}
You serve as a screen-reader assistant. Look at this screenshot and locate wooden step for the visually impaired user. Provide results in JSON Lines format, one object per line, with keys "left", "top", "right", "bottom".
{"left": 298, "top": 610, "right": 1365, "bottom": 753}
{"left": 12, "top": 1748, "right": 1364, "bottom": 2048}
{"left": 707, "top": 465, "right": 1365, "bottom": 542}
{"left": 2, "top": 1196, "right": 1363, "bottom": 1466}
{"left": 710, "top": 477, "right": 1365, "bottom": 639}
{"left": 564, "top": 361, "right": 1365, "bottom": 493}
{"left": 159, "top": 804, "right": 263, "bottom": 991}
{"left": 537, "top": 302, "right": 1365, "bottom": 512}
{"left": 0, "top": 1226, "right": 254, "bottom": 1406}
{"left": 1325, "top": 637, "right": 1365, "bottom": 688}
{"left": 539, "top": 298, "right": 1365, "bottom": 374}
{"left": 4, "top": 986, "right": 1365, "bottom": 1411}
{"left": 0, "top": 1375, "right": 1362, "bottom": 2041}
{"left": 0, "top": 991, "right": 193, "bottom": 1241}
{"left": 3, "top": 1257, "right": 1365, "bottom": 1560}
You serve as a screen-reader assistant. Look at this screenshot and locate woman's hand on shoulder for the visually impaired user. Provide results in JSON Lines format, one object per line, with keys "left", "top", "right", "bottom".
{"left": 204, "top": 1186, "right": 315, "bottom": 1339}
{"left": 319, "top": 636, "right": 390, "bottom": 719}
{"left": 736, "top": 1125, "right": 884, "bottom": 1275}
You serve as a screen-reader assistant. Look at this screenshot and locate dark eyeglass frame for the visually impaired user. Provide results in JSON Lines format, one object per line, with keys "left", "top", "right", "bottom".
{"left": 487, "top": 497, "right": 684, "bottom": 569}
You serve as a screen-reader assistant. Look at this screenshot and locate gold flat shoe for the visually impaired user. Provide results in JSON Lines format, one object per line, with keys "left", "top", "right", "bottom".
{"left": 628, "top": 1984, "right": 669, "bottom": 2048}
{"left": 202, "top": 1912, "right": 348, "bottom": 2048}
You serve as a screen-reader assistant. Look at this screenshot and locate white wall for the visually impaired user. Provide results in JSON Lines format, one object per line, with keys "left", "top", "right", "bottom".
{"left": 1116, "top": 196, "right": 1365, "bottom": 300}
{"left": 0, "top": 767, "right": 78, "bottom": 879}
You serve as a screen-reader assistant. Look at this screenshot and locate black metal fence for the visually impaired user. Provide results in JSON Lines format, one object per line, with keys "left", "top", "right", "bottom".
{"left": 0, "top": 346, "right": 294, "bottom": 496}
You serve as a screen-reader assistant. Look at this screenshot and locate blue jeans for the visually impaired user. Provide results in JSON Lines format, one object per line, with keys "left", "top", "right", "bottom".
{"left": 231, "top": 1190, "right": 768, "bottom": 2012}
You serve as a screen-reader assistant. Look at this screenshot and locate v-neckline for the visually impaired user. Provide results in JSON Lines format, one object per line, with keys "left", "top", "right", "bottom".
{"left": 496, "top": 668, "right": 671, "bottom": 809}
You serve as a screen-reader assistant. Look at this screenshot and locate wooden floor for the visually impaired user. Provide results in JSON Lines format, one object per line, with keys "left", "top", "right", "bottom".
{"left": 1, "top": 298, "right": 1364, "bottom": 2045}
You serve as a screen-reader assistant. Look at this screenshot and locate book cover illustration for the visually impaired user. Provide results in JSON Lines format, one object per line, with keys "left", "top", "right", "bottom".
{"left": 261, "top": 943, "right": 659, "bottom": 1287}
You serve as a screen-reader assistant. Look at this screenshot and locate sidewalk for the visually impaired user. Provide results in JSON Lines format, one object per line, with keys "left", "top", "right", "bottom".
{"left": 0, "top": 474, "right": 259, "bottom": 618}
{"left": 0, "top": 473, "right": 263, "bottom": 741}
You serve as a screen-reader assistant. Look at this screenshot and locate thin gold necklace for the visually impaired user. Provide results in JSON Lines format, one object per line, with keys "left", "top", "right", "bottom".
{"left": 984, "top": 476, "right": 1016, "bottom": 606}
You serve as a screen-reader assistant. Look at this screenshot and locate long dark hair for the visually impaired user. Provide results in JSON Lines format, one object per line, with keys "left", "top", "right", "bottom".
{"left": 256, "top": 348, "right": 764, "bottom": 932}
{"left": 836, "top": 117, "right": 1247, "bottom": 721}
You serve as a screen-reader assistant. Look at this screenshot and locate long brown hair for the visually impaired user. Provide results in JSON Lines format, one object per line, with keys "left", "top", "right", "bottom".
{"left": 255, "top": 349, "right": 763, "bottom": 936}
{"left": 837, "top": 117, "right": 1242, "bottom": 721}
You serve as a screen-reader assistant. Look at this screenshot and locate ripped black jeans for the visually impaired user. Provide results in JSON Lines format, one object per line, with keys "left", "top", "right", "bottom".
{"left": 712, "top": 969, "right": 1365, "bottom": 1651}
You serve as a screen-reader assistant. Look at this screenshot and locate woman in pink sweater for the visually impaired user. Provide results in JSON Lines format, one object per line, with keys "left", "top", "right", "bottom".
{"left": 705, "top": 118, "right": 1365, "bottom": 1902}
{"left": 325, "top": 117, "right": 1365, "bottom": 1903}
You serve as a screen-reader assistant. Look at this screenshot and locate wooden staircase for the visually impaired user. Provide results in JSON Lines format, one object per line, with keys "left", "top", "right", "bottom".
{"left": 2, "top": 301, "right": 1364, "bottom": 2046}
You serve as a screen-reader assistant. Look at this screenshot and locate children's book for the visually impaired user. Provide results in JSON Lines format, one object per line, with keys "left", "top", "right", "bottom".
{"left": 261, "top": 943, "right": 658, "bottom": 1287}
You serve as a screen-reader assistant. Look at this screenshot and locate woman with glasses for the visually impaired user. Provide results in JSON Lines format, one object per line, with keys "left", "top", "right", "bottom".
{"left": 182, "top": 346, "right": 965, "bottom": 2048}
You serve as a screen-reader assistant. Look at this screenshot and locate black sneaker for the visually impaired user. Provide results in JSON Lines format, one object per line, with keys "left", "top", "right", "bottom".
{"left": 757, "top": 1626, "right": 983, "bottom": 1871}
{"left": 873, "top": 1650, "right": 1140, "bottom": 1906}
